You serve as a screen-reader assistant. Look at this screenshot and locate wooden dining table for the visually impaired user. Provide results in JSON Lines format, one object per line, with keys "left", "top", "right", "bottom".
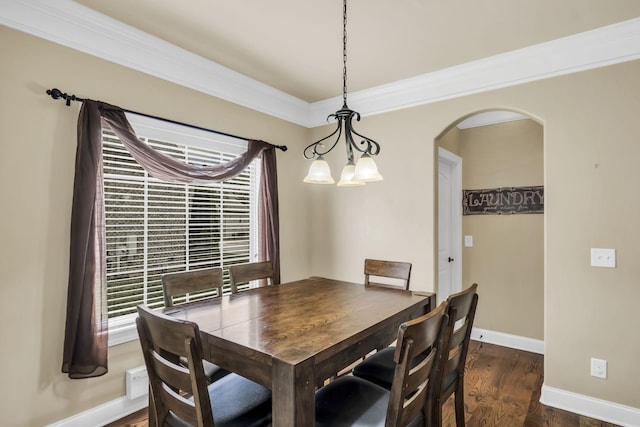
{"left": 163, "top": 276, "right": 435, "bottom": 427}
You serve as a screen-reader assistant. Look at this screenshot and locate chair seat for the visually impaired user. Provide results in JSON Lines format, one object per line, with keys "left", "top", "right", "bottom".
{"left": 203, "top": 360, "right": 230, "bottom": 383}
{"left": 315, "top": 376, "right": 423, "bottom": 427}
{"left": 352, "top": 346, "right": 423, "bottom": 390}
{"left": 178, "top": 357, "right": 230, "bottom": 383}
{"left": 165, "top": 373, "right": 272, "bottom": 427}
{"left": 352, "top": 347, "right": 397, "bottom": 389}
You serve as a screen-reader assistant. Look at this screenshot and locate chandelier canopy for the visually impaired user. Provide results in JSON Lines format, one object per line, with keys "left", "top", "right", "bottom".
{"left": 303, "top": 0, "right": 383, "bottom": 186}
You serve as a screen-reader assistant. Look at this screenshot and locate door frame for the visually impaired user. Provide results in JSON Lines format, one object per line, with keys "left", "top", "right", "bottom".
{"left": 438, "top": 147, "right": 463, "bottom": 301}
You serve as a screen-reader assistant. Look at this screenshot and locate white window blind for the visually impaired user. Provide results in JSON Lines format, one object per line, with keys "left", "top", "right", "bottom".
{"left": 102, "top": 123, "right": 258, "bottom": 328}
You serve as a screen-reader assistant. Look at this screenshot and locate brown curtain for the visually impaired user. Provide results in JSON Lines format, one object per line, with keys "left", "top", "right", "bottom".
{"left": 62, "top": 100, "right": 281, "bottom": 378}
{"left": 61, "top": 100, "right": 108, "bottom": 378}
{"left": 259, "top": 149, "right": 281, "bottom": 285}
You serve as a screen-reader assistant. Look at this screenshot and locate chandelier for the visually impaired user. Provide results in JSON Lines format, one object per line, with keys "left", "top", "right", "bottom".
{"left": 303, "top": 0, "right": 383, "bottom": 186}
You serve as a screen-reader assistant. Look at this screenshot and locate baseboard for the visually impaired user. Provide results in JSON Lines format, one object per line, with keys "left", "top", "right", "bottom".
{"left": 541, "top": 385, "right": 640, "bottom": 427}
{"left": 46, "top": 394, "right": 147, "bottom": 427}
{"left": 470, "top": 327, "right": 544, "bottom": 354}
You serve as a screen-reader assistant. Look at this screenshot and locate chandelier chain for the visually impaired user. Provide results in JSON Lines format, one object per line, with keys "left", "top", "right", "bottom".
{"left": 302, "top": 0, "right": 382, "bottom": 184}
{"left": 343, "top": 0, "right": 348, "bottom": 106}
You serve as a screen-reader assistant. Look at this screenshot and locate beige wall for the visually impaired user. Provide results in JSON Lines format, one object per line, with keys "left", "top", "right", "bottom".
{"left": 3, "top": 22, "right": 640, "bottom": 426}
{"left": 308, "top": 62, "right": 640, "bottom": 409}
{"left": 0, "top": 27, "right": 310, "bottom": 427}
{"left": 440, "top": 119, "right": 544, "bottom": 340}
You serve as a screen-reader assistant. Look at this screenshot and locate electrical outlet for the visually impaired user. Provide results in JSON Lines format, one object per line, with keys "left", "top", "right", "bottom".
{"left": 126, "top": 365, "right": 149, "bottom": 399}
{"left": 590, "top": 358, "right": 607, "bottom": 379}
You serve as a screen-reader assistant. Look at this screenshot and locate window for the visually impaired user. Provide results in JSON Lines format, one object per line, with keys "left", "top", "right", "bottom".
{"left": 104, "top": 115, "right": 259, "bottom": 345}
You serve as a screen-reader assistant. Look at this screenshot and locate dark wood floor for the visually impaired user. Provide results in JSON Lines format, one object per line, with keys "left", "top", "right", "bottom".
{"left": 107, "top": 341, "right": 619, "bottom": 427}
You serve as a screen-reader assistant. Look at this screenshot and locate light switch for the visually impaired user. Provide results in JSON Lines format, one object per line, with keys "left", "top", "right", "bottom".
{"left": 590, "top": 248, "right": 616, "bottom": 268}
{"left": 464, "top": 235, "right": 473, "bottom": 247}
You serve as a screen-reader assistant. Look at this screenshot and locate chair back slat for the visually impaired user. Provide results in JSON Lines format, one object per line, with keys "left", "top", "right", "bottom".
{"left": 403, "top": 345, "right": 438, "bottom": 403}
{"left": 364, "top": 258, "right": 412, "bottom": 290}
{"left": 229, "top": 261, "right": 274, "bottom": 293}
{"left": 386, "top": 301, "right": 451, "bottom": 427}
{"left": 162, "top": 267, "right": 224, "bottom": 307}
{"left": 451, "top": 292, "right": 476, "bottom": 323}
{"left": 449, "top": 318, "right": 470, "bottom": 348}
{"left": 444, "top": 347, "right": 462, "bottom": 376}
{"left": 151, "top": 348, "right": 192, "bottom": 392}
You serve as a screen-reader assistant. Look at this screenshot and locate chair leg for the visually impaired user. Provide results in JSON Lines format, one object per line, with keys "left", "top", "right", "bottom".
{"left": 454, "top": 378, "right": 466, "bottom": 427}
{"left": 425, "top": 397, "right": 435, "bottom": 427}
{"left": 148, "top": 387, "right": 158, "bottom": 427}
{"left": 432, "top": 398, "right": 444, "bottom": 427}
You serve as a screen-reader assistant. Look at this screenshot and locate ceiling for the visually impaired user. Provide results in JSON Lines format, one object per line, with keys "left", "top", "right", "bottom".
{"left": 73, "top": 0, "right": 640, "bottom": 102}
{"left": 2, "top": 1, "right": 640, "bottom": 127}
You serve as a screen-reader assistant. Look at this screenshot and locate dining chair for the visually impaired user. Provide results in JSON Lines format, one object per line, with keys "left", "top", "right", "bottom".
{"left": 364, "top": 258, "right": 412, "bottom": 290}
{"left": 229, "top": 261, "right": 274, "bottom": 294}
{"left": 363, "top": 258, "right": 412, "bottom": 356}
{"left": 431, "top": 283, "right": 478, "bottom": 427}
{"left": 136, "top": 304, "right": 272, "bottom": 427}
{"left": 326, "top": 259, "right": 413, "bottom": 383}
{"left": 161, "top": 267, "right": 229, "bottom": 384}
{"left": 352, "top": 283, "right": 479, "bottom": 427}
{"left": 315, "top": 301, "right": 451, "bottom": 427}
{"left": 162, "top": 267, "right": 226, "bottom": 307}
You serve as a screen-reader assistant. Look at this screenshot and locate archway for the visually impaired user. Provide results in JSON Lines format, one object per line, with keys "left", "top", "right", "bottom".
{"left": 435, "top": 109, "right": 545, "bottom": 354}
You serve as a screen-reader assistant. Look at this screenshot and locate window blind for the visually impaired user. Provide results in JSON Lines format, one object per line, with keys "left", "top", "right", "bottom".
{"left": 103, "top": 130, "right": 258, "bottom": 319}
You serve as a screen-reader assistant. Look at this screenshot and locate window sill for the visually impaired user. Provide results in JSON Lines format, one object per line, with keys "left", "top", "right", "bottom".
{"left": 108, "top": 315, "right": 138, "bottom": 347}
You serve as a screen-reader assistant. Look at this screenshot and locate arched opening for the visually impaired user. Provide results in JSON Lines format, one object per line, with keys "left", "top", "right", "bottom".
{"left": 435, "top": 109, "right": 545, "bottom": 353}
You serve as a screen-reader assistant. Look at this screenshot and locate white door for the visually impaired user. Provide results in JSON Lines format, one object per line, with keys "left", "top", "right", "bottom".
{"left": 438, "top": 148, "right": 462, "bottom": 303}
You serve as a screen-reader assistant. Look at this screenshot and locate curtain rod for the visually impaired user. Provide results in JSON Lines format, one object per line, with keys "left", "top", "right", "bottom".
{"left": 45, "top": 88, "right": 288, "bottom": 152}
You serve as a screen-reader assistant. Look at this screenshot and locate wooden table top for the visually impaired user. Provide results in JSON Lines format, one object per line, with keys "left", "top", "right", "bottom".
{"left": 164, "top": 276, "right": 434, "bottom": 365}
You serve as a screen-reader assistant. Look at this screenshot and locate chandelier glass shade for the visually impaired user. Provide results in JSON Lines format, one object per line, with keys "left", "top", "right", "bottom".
{"left": 303, "top": 156, "right": 334, "bottom": 184}
{"left": 303, "top": 0, "right": 383, "bottom": 186}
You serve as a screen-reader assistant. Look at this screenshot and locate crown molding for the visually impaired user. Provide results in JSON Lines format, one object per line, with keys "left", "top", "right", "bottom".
{"left": 2, "top": 0, "right": 640, "bottom": 128}
{"left": 311, "top": 17, "right": 640, "bottom": 126}
{"left": 0, "top": 0, "right": 311, "bottom": 126}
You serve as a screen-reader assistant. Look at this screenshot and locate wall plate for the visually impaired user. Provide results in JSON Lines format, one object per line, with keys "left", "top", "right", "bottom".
{"left": 590, "top": 248, "right": 615, "bottom": 268}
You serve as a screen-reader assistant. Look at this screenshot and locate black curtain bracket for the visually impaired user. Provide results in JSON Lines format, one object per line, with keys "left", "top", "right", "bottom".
{"left": 45, "top": 88, "right": 287, "bottom": 152}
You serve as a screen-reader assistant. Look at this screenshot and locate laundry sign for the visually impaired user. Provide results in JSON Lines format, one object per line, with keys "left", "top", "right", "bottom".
{"left": 463, "top": 186, "right": 544, "bottom": 215}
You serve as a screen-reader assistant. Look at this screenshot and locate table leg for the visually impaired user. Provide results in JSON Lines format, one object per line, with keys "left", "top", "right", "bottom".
{"left": 428, "top": 293, "right": 436, "bottom": 312}
{"left": 413, "top": 291, "right": 436, "bottom": 313}
{"left": 272, "top": 357, "right": 316, "bottom": 427}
